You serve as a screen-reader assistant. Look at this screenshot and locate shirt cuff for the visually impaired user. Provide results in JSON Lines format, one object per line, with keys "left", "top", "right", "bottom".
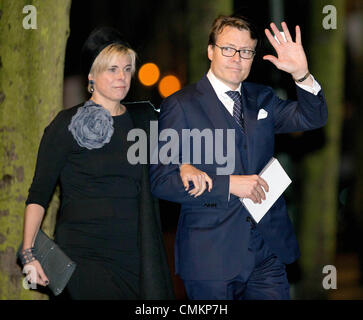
{"left": 295, "top": 74, "right": 321, "bottom": 95}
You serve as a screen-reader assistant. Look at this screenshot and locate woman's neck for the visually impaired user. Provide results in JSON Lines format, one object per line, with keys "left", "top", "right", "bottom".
{"left": 90, "top": 94, "right": 124, "bottom": 116}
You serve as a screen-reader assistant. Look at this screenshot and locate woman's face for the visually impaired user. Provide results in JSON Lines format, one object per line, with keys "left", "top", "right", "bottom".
{"left": 90, "top": 53, "right": 132, "bottom": 103}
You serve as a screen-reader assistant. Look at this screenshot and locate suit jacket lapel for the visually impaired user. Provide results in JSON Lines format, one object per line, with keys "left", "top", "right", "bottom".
{"left": 195, "top": 75, "right": 231, "bottom": 131}
{"left": 241, "top": 82, "right": 258, "bottom": 139}
{"left": 242, "top": 82, "right": 259, "bottom": 174}
{"left": 195, "top": 76, "right": 247, "bottom": 174}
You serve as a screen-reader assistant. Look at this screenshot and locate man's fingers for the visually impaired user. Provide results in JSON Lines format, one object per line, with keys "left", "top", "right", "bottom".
{"left": 258, "top": 177, "right": 269, "bottom": 193}
{"left": 264, "top": 28, "right": 279, "bottom": 50}
{"left": 255, "top": 185, "right": 266, "bottom": 201}
{"left": 281, "top": 21, "right": 293, "bottom": 42}
{"left": 247, "top": 175, "right": 268, "bottom": 203}
{"left": 249, "top": 193, "right": 259, "bottom": 204}
{"left": 295, "top": 25, "right": 302, "bottom": 45}
{"left": 270, "top": 22, "right": 285, "bottom": 44}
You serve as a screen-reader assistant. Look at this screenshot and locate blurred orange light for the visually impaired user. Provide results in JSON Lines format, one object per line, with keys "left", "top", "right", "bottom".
{"left": 138, "top": 63, "right": 160, "bottom": 86}
{"left": 158, "top": 75, "right": 181, "bottom": 98}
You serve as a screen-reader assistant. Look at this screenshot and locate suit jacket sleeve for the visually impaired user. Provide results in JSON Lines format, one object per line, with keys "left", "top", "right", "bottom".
{"left": 273, "top": 85, "right": 328, "bottom": 134}
{"left": 149, "top": 94, "right": 230, "bottom": 209}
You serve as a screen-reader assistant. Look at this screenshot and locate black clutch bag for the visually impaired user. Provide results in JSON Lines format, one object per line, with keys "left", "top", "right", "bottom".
{"left": 18, "top": 230, "right": 76, "bottom": 296}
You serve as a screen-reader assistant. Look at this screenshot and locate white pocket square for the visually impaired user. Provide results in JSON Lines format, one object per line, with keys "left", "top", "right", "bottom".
{"left": 257, "top": 109, "right": 268, "bottom": 120}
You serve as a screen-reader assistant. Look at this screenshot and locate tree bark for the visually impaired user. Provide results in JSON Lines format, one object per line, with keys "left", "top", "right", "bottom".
{"left": 0, "top": 0, "right": 71, "bottom": 299}
{"left": 297, "top": 0, "right": 345, "bottom": 299}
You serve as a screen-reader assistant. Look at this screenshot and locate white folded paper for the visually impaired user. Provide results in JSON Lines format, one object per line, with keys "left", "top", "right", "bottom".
{"left": 240, "top": 157, "right": 292, "bottom": 223}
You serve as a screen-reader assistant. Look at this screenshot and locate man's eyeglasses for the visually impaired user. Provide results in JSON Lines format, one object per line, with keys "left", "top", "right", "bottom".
{"left": 214, "top": 44, "right": 256, "bottom": 59}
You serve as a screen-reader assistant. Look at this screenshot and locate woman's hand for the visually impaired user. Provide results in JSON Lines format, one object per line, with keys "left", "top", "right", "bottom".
{"left": 179, "top": 164, "right": 213, "bottom": 197}
{"left": 23, "top": 259, "right": 49, "bottom": 287}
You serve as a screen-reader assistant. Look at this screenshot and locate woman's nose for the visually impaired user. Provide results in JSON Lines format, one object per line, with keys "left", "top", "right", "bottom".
{"left": 116, "top": 70, "right": 125, "bottom": 80}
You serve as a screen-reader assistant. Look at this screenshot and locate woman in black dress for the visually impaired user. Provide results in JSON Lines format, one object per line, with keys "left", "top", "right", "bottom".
{"left": 19, "top": 27, "right": 174, "bottom": 300}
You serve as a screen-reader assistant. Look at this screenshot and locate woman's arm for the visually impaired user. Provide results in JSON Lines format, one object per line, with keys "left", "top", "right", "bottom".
{"left": 20, "top": 203, "right": 49, "bottom": 286}
{"left": 20, "top": 109, "right": 73, "bottom": 287}
{"left": 22, "top": 204, "right": 45, "bottom": 250}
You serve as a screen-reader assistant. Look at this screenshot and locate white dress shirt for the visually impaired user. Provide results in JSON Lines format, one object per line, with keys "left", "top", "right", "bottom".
{"left": 206, "top": 69, "right": 322, "bottom": 116}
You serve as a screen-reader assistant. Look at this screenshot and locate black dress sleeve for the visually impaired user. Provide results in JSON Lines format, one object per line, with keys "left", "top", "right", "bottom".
{"left": 26, "top": 110, "right": 73, "bottom": 210}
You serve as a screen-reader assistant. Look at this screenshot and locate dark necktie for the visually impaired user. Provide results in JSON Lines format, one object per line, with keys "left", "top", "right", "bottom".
{"left": 225, "top": 90, "right": 245, "bottom": 133}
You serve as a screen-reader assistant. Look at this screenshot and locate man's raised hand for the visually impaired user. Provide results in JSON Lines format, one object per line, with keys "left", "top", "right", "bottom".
{"left": 263, "top": 22, "right": 311, "bottom": 83}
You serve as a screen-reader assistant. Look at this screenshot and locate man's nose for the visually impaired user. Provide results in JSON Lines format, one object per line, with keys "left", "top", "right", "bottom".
{"left": 232, "top": 52, "right": 242, "bottom": 62}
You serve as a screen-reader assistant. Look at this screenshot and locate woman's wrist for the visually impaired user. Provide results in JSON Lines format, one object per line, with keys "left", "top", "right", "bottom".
{"left": 19, "top": 247, "right": 37, "bottom": 266}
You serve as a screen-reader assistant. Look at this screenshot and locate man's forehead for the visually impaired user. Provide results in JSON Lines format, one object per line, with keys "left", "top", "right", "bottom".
{"left": 218, "top": 26, "right": 253, "bottom": 39}
{"left": 216, "top": 26, "right": 257, "bottom": 47}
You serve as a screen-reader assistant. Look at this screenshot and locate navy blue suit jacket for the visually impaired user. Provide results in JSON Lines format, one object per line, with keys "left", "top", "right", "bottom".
{"left": 149, "top": 75, "right": 328, "bottom": 281}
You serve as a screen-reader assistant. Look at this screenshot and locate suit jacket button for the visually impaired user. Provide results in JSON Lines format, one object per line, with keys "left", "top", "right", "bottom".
{"left": 243, "top": 145, "right": 247, "bottom": 150}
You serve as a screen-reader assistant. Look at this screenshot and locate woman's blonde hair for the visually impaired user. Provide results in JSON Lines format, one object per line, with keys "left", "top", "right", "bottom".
{"left": 88, "top": 43, "right": 137, "bottom": 91}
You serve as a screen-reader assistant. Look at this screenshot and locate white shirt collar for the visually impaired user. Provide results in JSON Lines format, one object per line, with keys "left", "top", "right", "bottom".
{"left": 206, "top": 69, "right": 242, "bottom": 116}
{"left": 206, "top": 69, "right": 242, "bottom": 96}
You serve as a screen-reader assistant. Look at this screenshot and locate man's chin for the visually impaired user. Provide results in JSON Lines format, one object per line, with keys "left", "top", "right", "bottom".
{"left": 227, "top": 74, "right": 246, "bottom": 86}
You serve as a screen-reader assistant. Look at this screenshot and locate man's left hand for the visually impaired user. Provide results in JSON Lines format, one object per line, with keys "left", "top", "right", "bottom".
{"left": 263, "top": 22, "right": 311, "bottom": 84}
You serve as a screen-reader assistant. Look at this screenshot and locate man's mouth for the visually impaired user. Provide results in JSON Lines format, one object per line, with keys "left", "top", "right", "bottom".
{"left": 227, "top": 67, "right": 242, "bottom": 72}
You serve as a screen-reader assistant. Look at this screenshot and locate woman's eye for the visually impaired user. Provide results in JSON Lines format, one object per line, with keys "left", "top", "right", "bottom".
{"left": 109, "top": 68, "right": 116, "bottom": 72}
{"left": 125, "top": 67, "right": 132, "bottom": 72}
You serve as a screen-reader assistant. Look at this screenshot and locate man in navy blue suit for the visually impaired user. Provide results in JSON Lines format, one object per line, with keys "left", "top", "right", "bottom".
{"left": 149, "top": 15, "right": 327, "bottom": 299}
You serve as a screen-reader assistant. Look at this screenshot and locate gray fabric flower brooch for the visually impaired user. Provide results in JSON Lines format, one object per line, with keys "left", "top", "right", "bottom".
{"left": 68, "top": 100, "right": 114, "bottom": 149}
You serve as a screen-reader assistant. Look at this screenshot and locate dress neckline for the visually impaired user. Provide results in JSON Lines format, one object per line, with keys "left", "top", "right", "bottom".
{"left": 112, "top": 108, "right": 128, "bottom": 118}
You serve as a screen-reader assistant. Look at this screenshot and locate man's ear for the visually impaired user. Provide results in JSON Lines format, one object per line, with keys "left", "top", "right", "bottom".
{"left": 207, "top": 45, "right": 214, "bottom": 61}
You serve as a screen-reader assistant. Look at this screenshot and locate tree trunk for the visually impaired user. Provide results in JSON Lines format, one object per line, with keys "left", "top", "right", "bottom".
{"left": 0, "top": 0, "right": 71, "bottom": 299}
{"left": 187, "top": 0, "right": 233, "bottom": 83}
{"left": 297, "top": 0, "right": 345, "bottom": 299}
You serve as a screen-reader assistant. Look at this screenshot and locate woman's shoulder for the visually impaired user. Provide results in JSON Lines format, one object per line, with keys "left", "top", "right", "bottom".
{"left": 55, "top": 102, "right": 84, "bottom": 121}
{"left": 124, "top": 101, "right": 159, "bottom": 121}
{"left": 48, "top": 102, "right": 85, "bottom": 126}
{"left": 44, "top": 102, "right": 85, "bottom": 136}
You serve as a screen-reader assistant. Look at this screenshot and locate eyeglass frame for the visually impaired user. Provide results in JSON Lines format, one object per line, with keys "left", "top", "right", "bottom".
{"left": 214, "top": 44, "right": 256, "bottom": 59}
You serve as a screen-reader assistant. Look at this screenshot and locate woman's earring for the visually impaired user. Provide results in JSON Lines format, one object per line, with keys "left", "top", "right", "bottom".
{"left": 89, "top": 80, "right": 95, "bottom": 93}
